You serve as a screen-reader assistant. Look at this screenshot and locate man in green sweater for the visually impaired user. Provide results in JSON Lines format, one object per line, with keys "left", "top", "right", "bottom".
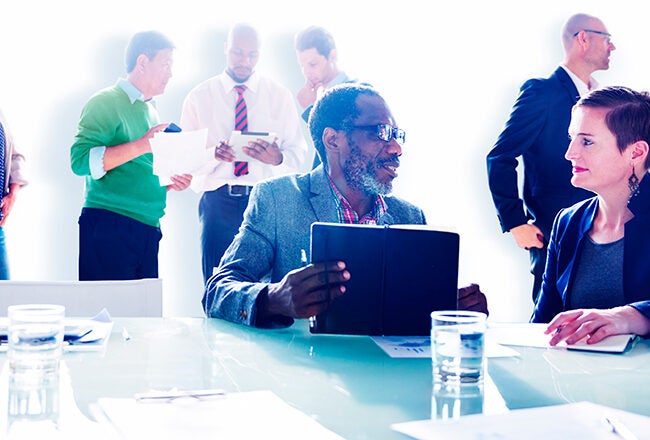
{"left": 70, "top": 30, "right": 191, "bottom": 280}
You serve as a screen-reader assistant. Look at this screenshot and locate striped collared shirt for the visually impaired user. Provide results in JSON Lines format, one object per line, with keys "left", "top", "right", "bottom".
{"left": 327, "top": 175, "right": 387, "bottom": 224}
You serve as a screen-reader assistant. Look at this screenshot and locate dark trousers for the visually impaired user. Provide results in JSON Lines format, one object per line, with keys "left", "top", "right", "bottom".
{"left": 529, "top": 246, "right": 547, "bottom": 303}
{"left": 78, "top": 208, "right": 162, "bottom": 281}
{"left": 199, "top": 186, "right": 251, "bottom": 284}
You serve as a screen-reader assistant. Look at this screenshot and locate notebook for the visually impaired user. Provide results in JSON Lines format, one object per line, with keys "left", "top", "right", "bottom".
{"left": 489, "top": 323, "right": 638, "bottom": 354}
{"left": 309, "top": 222, "right": 459, "bottom": 336}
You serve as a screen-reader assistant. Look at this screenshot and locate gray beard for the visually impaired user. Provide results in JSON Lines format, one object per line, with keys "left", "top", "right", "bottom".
{"left": 343, "top": 156, "right": 393, "bottom": 196}
{"left": 358, "top": 170, "right": 392, "bottom": 196}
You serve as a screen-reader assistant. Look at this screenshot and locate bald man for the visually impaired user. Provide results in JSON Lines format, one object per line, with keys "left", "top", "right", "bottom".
{"left": 486, "top": 13, "right": 616, "bottom": 303}
{"left": 181, "top": 23, "right": 309, "bottom": 284}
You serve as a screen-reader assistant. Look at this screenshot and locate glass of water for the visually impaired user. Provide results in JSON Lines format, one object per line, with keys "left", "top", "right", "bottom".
{"left": 431, "top": 310, "right": 487, "bottom": 388}
{"left": 7, "top": 304, "right": 65, "bottom": 427}
{"left": 8, "top": 304, "right": 65, "bottom": 374}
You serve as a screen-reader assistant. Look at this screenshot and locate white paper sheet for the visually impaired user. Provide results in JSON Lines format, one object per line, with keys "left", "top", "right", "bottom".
{"left": 488, "top": 323, "right": 636, "bottom": 353}
{"left": 391, "top": 401, "right": 650, "bottom": 440}
{"left": 371, "top": 335, "right": 520, "bottom": 359}
{"left": 63, "top": 308, "right": 114, "bottom": 353}
{"left": 151, "top": 128, "right": 211, "bottom": 185}
{"left": 95, "top": 390, "right": 343, "bottom": 440}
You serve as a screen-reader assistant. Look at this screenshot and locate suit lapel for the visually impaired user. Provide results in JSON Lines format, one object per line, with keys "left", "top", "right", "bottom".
{"left": 378, "top": 211, "right": 395, "bottom": 225}
{"left": 553, "top": 66, "right": 580, "bottom": 105}
{"left": 306, "top": 167, "right": 339, "bottom": 223}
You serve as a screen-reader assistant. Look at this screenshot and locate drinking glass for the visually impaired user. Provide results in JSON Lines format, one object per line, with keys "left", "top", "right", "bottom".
{"left": 431, "top": 310, "right": 486, "bottom": 387}
{"left": 7, "top": 304, "right": 64, "bottom": 427}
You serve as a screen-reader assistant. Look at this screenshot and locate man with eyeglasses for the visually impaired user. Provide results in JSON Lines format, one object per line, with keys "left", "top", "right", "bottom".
{"left": 203, "top": 83, "right": 488, "bottom": 328}
{"left": 181, "top": 23, "right": 309, "bottom": 285}
{"left": 486, "top": 13, "right": 615, "bottom": 304}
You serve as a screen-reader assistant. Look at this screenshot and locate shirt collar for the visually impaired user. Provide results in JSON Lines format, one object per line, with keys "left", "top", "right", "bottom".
{"left": 560, "top": 65, "right": 598, "bottom": 97}
{"left": 326, "top": 174, "right": 387, "bottom": 224}
{"left": 220, "top": 71, "right": 260, "bottom": 94}
{"left": 328, "top": 71, "right": 349, "bottom": 88}
{"left": 117, "top": 78, "right": 147, "bottom": 104}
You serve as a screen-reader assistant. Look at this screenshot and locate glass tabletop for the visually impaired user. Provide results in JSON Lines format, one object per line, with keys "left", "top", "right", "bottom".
{"left": 2, "top": 317, "right": 649, "bottom": 439}
{"left": 66, "top": 317, "right": 432, "bottom": 439}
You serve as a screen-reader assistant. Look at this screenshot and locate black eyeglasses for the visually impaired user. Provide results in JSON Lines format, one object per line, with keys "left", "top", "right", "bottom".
{"left": 573, "top": 29, "right": 612, "bottom": 43}
{"left": 351, "top": 124, "right": 406, "bottom": 145}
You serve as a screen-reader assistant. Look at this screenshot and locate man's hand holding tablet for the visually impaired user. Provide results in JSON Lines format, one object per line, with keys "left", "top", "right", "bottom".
{"left": 220, "top": 131, "right": 281, "bottom": 165}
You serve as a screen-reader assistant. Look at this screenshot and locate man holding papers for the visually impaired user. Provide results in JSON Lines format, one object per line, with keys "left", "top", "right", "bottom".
{"left": 70, "top": 31, "right": 191, "bottom": 281}
{"left": 180, "top": 23, "right": 309, "bottom": 284}
{"left": 149, "top": 127, "right": 210, "bottom": 185}
{"left": 203, "top": 84, "right": 487, "bottom": 328}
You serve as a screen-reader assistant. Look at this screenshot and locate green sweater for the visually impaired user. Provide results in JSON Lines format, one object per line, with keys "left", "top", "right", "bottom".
{"left": 70, "top": 85, "right": 167, "bottom": 227}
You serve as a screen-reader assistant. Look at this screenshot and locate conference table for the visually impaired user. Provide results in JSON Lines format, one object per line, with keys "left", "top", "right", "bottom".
{"left": 2, "top": 317, "right": 650, "bottom": 439}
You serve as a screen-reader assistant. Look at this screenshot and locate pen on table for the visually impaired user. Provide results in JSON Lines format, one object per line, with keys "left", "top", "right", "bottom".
{"left": 135, "top": 388, "right": 226, "bottom": 402}
{"left": 122, "top": 327, "right": 131, "bottom": 342}
{"left": 604, "top": 414, "right": 639, "bottom": 440}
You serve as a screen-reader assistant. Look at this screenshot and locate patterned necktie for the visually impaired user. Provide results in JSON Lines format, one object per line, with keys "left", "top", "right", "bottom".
{"left": 233, "top": 85, "right": 249, "bottom": 176}
{"left": 0, "top": 123, "right": 6, "bottom": 217}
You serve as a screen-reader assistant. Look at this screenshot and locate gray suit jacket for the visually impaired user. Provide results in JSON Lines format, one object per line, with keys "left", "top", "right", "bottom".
{"left": 202, "top": 165, "right": 426, "bottom": 327}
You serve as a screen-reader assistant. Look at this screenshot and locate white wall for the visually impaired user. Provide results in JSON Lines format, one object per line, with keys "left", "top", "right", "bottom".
{"left": 0, "top": 0, "right": 646, "bottom": 319}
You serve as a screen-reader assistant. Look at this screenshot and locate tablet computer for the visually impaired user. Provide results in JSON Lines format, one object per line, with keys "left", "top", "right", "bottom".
{"left": 228, "top": 131, "right": 277, "bottom": 162}
{"left": 309, "top": 223, "right": 459, "bottom": 336}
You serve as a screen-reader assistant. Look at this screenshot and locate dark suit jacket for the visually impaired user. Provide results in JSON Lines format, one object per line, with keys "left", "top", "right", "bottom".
{"left": 202, "top": 165, "right": 426, "bottom": 327}
{"left": 531, "top": 176, "right": 650, "bottom": 323}
{"left": 486, "top": 67, "right": 593, "bottom": 239}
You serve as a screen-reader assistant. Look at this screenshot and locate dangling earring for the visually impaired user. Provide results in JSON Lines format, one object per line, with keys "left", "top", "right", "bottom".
{"left": 628, "top": 165, "right": 640, "bottom": 198}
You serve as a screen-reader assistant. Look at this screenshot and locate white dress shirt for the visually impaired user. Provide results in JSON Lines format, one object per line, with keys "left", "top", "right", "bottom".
{"left": 560, "top": 64, "right": 598, "bottom": 97}
{"left": 180, "top": 72, "right": 309, "bottom": 192}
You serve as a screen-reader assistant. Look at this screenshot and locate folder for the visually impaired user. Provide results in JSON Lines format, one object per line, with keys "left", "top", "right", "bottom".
{"left": 309, "top": 223, "right": 459, "bottom": 336}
